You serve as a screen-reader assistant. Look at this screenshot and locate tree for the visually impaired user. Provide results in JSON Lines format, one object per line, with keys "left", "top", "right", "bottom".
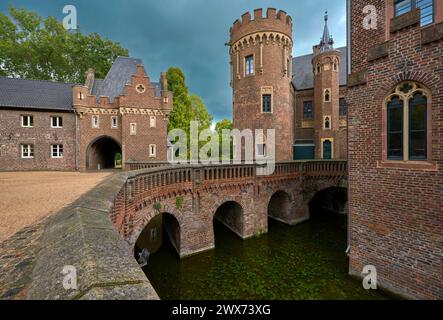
{"left": 167, "top": 67, "right": 213, "bottom": 158}
{"left": 215, "top": 119, "right": 233, "bottom": 160}
{"left": 0, "top": 6, "right": 129, "bottom": 83}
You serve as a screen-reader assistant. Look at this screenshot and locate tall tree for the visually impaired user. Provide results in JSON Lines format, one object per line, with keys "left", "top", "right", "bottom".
{"left": 167, "top": 67, "right": 213, "bottom": 158}
{"left": 0, "top": 6, "right": 128, "bottom": 83}
{"left": 215, "top": 119, "right": 233, "bottom": 160}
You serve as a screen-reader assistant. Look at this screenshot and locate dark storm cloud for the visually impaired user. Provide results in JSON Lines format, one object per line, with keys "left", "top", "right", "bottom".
{"left": 0, "top": 0, "right": 347, "bottom": 122}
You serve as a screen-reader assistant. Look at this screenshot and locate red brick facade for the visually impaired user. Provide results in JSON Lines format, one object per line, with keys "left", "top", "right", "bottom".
{"left": 230, "top": 9, "right": 294, "bottom": 161}
{"left": 231, "top": 9, "right": 348, "bottom": 161}
{"left": 73, "top": 65, "right": 173, "bottom": 171}
{"left": 0, "top": 58, "right": 173, "bottom": 172}
{"left": 347, "top": 0, "right": 443, "bottom": 299}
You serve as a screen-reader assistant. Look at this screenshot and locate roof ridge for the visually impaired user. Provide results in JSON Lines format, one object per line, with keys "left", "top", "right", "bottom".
{"left": 0, "top": 76, "right": 76, "bottom": 86}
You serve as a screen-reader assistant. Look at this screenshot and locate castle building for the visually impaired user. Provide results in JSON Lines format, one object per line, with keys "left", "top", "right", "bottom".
{"left": 0, "top": 57, "right": 173, "bottom": 171}
{"left": 347, "top": 0, "right": 442, "bottom": 299}
{"left": 230, "top": 9, "right": 348, "bottom": 161}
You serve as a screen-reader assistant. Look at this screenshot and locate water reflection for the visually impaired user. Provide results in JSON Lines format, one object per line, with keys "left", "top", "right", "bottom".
{"left": 142, "top": 211, "right": 393, "bottom": 300}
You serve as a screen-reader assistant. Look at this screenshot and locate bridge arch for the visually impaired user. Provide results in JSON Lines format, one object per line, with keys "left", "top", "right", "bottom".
{"left": 309, "top": 186, "right": 348, "bottom": 216}
{"left": 129, "top": 202, "right": 184, "bottom": 255}
{"left": 268, "top": 190, "right": 293, "bottom": 223}
{"left": 86, "top": 135, "right": 122, "bottom": 170}
{"left": 213, "top": 200, "right": 244, "bottom": 239}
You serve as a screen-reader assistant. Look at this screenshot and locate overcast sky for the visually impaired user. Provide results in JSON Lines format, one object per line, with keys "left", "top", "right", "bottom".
{"left": 0, "top": 0, "right": 347, "bottom": 122}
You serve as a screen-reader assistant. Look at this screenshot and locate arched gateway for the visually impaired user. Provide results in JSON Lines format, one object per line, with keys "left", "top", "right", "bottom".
{"left": 86, "top": 136, "right": 122, "bottom": 170}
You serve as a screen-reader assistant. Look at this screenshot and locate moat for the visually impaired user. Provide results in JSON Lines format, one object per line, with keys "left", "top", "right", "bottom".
{"left": 142, "top": 211, "right": 394, "bottom": 300}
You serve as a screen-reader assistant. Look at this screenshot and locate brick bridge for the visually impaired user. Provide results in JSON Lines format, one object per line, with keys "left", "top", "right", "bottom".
{"left": 111, "top": 161, "right": 348, "bottom": 258}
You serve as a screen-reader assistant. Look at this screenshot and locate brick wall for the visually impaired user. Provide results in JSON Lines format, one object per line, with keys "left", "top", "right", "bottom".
{"left": 0, "top": 109, "right": 76, "bottom": 171}
{"left": 347, "top": 0, "right": 443, "bottom": 299}
{"left": 231, "top": 8, "right": 294, "bottom": 161}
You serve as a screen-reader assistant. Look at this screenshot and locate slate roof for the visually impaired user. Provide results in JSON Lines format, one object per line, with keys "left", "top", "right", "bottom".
{"left": 91, "top": 57, "right": 161, "bottom": 101}
{"left": 292, "top": 46, "right": 347, "bottom": 91}
{"left": 0, "top": 77, "right": 74, "bottom": 111}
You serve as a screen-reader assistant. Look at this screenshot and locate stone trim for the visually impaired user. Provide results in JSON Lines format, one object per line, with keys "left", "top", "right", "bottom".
{"left": 347, "top": 69, "right": 367, "bottom": 87}
{"left": 421, "top": 21, "right": 443, "bottom": 45}
{"left": 390, "top": 8, "right": 420, "bottom": 33}
{"left": 367, "top": 42, "right": 389, "bottom": 62}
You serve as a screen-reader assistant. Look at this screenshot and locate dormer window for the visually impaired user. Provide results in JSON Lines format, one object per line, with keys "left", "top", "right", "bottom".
{"left": 136, "top": 84, "right": 146, "bottom": 93}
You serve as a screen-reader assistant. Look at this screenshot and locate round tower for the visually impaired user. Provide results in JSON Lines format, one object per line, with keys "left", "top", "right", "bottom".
{"left": 312, "top": 11, "right": 341, "bottom": 160}
{"left": 230, "top": 8, "right": 294, "bottom": 161}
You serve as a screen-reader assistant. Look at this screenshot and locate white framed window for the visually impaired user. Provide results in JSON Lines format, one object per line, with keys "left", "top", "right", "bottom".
{"left": 324, "top": 89, "right": 331, "bottom": 102}
{"left": 111, "top": 116, "right": 118, "bottom": 128}
{"left": 51, "top": 116, "right": 63, "bottom": 128}
{"left": 150, "top": 116, "right": 156, "bottom": 128}
{"left": 149, "top": 144, "right": 156, "bottom": 157}
{"left": 92, "top": 115, "right": 99, "bottom": 128}
{"left": 245, "top": 55, "right": 254, "bottom": 76}
{"left": 21, "top": 144, "right": 34, "bottom": 158}
{"left": 256, "top": 133, "right": 266, "bottom": 157}
{"left": 51, "top": 144, "right": 63, "bottom": 158}
{"left": 21, "top": 115, "right": 34, "bottom": 127}
{"left": 130, "top": 123, "right": 137, "bottom": 135}
{"left": 78, "top": 92, "right": 85, "bottom": 100}
{"left": 163, "top": 97, "right": 169, "bottom": 104}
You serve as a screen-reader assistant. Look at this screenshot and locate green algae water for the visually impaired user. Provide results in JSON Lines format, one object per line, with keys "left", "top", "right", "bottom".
{"left": 143, "top": 212, "right": 393, "bottom": 300}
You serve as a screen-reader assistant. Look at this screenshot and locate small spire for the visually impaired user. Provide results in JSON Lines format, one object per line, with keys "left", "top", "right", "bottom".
{"left": 319, "top": 9, "right": 334, "bottom": 52}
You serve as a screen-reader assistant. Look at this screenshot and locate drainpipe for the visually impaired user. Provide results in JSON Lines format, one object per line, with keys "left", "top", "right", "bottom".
{"left": 75, "top": 112, "right": 79, "bottom": 171}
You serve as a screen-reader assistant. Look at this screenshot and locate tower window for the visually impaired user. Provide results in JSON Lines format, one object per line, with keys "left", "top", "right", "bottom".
{"left": 339, "top": 98, "right": 347, "bottom": 116}
{"left": 150, "top": 116, "right": 156, "bottom": 128}
{"left": 256, "top": 133, "right": 267, "bottom": 157}
{"left": 111, "top": 116, "right": 118, "bottom": 128}
{"left": 130, "top": 123, "right": 137, "bottom": 135}
{"left": 324, "top": 89, "right": 331, "bottom": 102}
{"left": 317, "top": 64, "right": 321, "bottom": 74}
{"left": 92, "top": 115, "right": 99, "bottom": 128}
{"left": 303, "top": 101, "right": 313, "bottom": 119}
{"left": 262, "top": 94, "right": 272, "bottom": 113}
{"left": 324, "top": 116, "right": 331, "bottom": 129}
{"left": 245, "top": 55, "right": 254, "bottom": 76}
{"left": 394, "top": 0, "right": 434, "bottom": 26}
{"left": 149, "top": 144, "right": 157, "bottom": 157}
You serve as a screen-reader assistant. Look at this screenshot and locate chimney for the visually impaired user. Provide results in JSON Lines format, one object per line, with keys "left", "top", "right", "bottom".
{"left": 84, "top": 68, "right": 95, "bottom": 93}
{"left": 160, "top": 72, "right": 168, "bottom": 91}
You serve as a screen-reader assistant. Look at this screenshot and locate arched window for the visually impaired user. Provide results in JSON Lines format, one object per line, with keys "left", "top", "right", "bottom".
{"left": 385, "top": 82, "right": 429, "bottom": 161}
{"left": 324, "top": 89, "right": 331, "bottom": 102}
{"left": 324, "top": 116, "right": 331, "bottom": 129}
{"left": 317, "top": 64, "right": 321, "bottom": 74}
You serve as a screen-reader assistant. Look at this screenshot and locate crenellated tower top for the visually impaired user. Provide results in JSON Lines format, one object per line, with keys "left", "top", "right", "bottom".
{"left": 230, "top": 8, "right": 292, "bottom": 46}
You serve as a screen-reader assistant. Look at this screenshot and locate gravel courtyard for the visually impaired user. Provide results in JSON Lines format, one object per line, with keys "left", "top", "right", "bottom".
{"left": 0, "top": 171, "right": 111, "bottom": 242}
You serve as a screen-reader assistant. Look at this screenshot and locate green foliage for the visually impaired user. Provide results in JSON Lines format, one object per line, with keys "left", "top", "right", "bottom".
{"left": 215, "top": 119, "right": 233, "bottom": 160}
{"left": 175, "top": 196, "right": 184, "bottom": 209}
{"left": 153, "top": 202, "right": 161, "bottom": 212}
{"left": 166, "top": 67, "right": 213, "bottom": 158}
{"left": 0, "top": 6, "right": 129, "bottom": 83}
